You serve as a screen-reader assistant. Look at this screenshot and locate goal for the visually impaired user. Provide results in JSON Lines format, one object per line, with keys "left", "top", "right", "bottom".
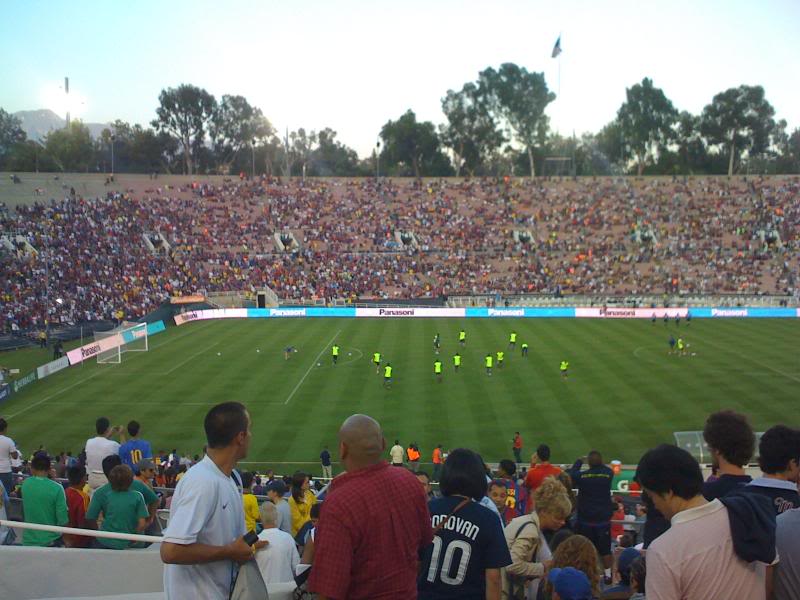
{"left": 95, "top": 321, "right": 149, "bottom": 364}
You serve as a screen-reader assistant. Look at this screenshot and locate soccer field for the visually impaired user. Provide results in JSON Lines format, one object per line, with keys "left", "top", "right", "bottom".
{"left": 2, "top": 318, "right": 799, "bottom": 470}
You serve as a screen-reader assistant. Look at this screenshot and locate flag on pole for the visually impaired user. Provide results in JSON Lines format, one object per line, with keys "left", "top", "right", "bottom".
{"left": 551, "top": 35, "right": 562, "bottom": 58}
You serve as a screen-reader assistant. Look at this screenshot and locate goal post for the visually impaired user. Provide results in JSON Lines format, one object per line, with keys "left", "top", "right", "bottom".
{"left": 95, "top": 322, "right": 148, "bottom": 364}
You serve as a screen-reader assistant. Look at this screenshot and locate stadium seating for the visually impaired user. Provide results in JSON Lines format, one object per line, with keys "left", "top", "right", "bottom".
{"left": 1, "top": 175, "right": 797, "bottom": 332}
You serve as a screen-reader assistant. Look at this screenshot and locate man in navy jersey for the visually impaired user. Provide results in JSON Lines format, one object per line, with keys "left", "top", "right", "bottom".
{"left": 739, "top": 425, "right": 800, "bottom": 515}
{"left": 119, "top": 421, "right": 153, "bottom": 471}
{"left": 419, "top": 448, "right": 511, "bottom": 600}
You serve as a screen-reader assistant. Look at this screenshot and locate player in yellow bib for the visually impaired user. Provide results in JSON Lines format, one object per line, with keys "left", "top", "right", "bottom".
{"left": 453, "top": 353, "right": 461, "bottom": 372}
{"left": 373, "top": 351, "right": 381, "bottom": 373}
{"left": 459, "top": 330, "right": 466, "bottom": 347}
{"left": 332, "top": 344, "right": 340, "bottom": 365}
{"left": 434, "top": 359, "right": 442, "bottom": 383}
{"left": 383, "top": 363, "right": 393, "bottom": 388}
{"left": 497, "top": 350, "right": 505, "bottom": 368}
{"left": 560, "top": 360, "right": 569, "bottom": 379}
{"left": 485, "top": 353, "right": 493, "bottom": 376}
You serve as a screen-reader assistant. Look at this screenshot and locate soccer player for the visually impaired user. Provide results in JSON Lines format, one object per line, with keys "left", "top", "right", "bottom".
{"left": 383, "top": 363, "right": 393, "bottom": 388}
{"left": 372, "top": 351, "right": 381, "bottom": 373}
{"left": 521, "top": 342, "right": 529, "bottom": 357}
{"left": 651, "top": 312, "right": 657, "bottom": 325}
{"left": 686, "top": 311, "right": 692, "bottom": 326}
{"left": 485, "top": 353, "right": 493, "bottom": 376}
{"left": 434, "top": 359, "right": 443, "bottom": 383}
{"left": 453, "top": 352, "right": 461, "bottom": 372}
{"left": 675, "top": 315, "right": 681, "bottom": 327}
{"left": 332, "top": 344, "right": 340, "bottom": 365}
{"left": 668, "top": 335, "right": 676, "bottom": 354}
{"left": 458, "top": 329, "right": 466, "bottom": 347}
{"left": 284, "top": 346, "right": 296, "bottom": 360}
{"left": 677, "top": 337, "right": 685, "bottom": 356}
{"left": 560, "top": 360, "right": 569, "bottom": 379}
{"left": 508, "top": 331, "right": 517, "bottom": 349}
{"left": 433, "top": 333, "right": 441, "bottom": 354}
{"left": 496, "top": 350, "right": 505, "bottom": 369}
{"left": 663, "top": 314, "right": 669, "bottom": 326}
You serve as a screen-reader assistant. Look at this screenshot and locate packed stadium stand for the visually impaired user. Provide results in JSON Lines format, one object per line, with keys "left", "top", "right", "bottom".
{"left": 2, "top": 174, "right": 798, "bottom": 332}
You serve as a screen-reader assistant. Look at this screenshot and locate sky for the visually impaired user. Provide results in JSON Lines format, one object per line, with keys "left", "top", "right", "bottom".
{"left": 1, "top": 0, "right": 798, "bottom": 158}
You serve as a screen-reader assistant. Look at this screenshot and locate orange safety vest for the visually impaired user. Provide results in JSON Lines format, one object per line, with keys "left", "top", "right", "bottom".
{"left": 432, "top": 448, "right": 442, "bottom": 464}
{"left": 408, "top": 448, "right": 420, "bottom": 462}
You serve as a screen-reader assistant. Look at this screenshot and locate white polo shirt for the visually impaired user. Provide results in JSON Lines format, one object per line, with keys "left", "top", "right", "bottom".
{"left": 255, "top": 527, "right": 300, "bottom": 584}
{"left": 85, "top": 436, "right": 120, "bottom": 473}
{"left": 163, "top": 455, "right": 245, "bottom": 600}
{"left": 0, "top": 434, "right": 17, "bottom": 473}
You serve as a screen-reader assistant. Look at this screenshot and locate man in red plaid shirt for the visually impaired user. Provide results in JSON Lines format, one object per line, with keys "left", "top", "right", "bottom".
{"left": 310, "top": 414, "right": 433, "bottom": 599}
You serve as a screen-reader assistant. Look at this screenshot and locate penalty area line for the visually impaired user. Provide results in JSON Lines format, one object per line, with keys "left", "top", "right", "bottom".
{"left": 284, "top": 330, "right": 341, "bottom": 405}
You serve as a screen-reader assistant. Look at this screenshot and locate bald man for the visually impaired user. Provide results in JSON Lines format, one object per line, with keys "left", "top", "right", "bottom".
{"left": 309, "top": 414, "right": 433, "bottom": 600}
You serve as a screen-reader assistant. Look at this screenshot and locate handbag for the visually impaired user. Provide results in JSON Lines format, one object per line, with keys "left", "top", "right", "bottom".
{"left": 229, "top": 558, "right": 269, "bottom": 600}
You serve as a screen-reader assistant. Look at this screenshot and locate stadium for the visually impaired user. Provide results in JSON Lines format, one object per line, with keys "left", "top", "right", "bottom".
{"left": 1, "top": 3, "right": 800, "bottom": 600}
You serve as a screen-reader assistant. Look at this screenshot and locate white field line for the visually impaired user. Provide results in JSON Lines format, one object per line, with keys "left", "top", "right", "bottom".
{"left": 284, "top": 330, "right": 341, "bottom": 405}
{"left": 163, "top": 340, "right": 222, "bottom": 375}
{"left": 7, "top": 321, "right": 214, "bottom": 419}
{"left": 701, "top": 337, "right": 800, "bottom": 384}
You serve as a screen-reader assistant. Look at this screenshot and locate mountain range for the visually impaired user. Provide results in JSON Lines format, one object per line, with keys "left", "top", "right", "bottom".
{"left": 13, "top": 109, "right": 110, "bottom": 141}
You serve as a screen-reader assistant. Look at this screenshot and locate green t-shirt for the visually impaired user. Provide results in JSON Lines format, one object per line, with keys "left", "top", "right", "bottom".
{"left": 21, "top": 476, "right": 68, "bottom": 546}
{"left": 91, "top": 479, "right": 158, "bottom": 509}
{"left": 86, "top": 488, "right": 149, "bottom": 549}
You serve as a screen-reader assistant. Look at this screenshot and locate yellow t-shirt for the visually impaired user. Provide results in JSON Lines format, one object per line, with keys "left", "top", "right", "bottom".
{"left": 289, "top": 489, "right": 318, "bottom": 536}
{"left": 243, "top": 493, "right": 260, "bottom": 533}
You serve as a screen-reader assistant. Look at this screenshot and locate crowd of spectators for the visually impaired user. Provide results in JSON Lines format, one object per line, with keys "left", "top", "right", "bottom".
{"left": 2, "top": 176, "right": 798, "bottom": 332}
{"left": 2, "top": 405, "right": 799, "bottom": 599}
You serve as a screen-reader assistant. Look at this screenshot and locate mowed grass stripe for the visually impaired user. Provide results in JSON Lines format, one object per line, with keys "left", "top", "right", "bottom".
{"left": 3, "top": 318, "right": 799, "bottom": 464}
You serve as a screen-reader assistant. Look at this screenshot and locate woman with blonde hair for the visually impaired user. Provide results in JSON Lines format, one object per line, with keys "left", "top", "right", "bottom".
{"left": 543, "top": 534, "right": 602, "bottom": 599}
{"left": 503, "top": 476, "right": 572, "bottom": 600}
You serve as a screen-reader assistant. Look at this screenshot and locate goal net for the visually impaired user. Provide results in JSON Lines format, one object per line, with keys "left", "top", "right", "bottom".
{"left": 95, "top": 321, "right": 149, "bottom": 364}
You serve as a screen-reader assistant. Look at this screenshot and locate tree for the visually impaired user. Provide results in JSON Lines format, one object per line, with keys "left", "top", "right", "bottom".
{"left": 152, "top": 84, "right": 217, "bottom": 175}
{"left": 617, "top": 78, "right": 678, "bottom": 175}
{"left": 0, "top": 108, "right": 27, "bottom": 167}
{"left": 439, "top": 83, "right": 503, "bottom": 176}
{"left": 44, "top": 121, "right": 94, "bottom": 172}
{"left": 288, "top": 128, "right": 318, "bottom": 178}
{"left": 478, "top": 63, "right": 555, "bottom": 177}
{"left": 312, "top": 128, "right": 364, "bottom": 176}
{"left": 210, "top": 95, "right": 274, "bottom": 174}
{"left": 380, "top": 110, "right": 452, "bottom": 177}
{"left": 700, "top": 85, "right": 777, "bottom": 176}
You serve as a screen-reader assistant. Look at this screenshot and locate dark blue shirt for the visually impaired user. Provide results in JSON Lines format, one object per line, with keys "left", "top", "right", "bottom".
{"left": 702, "top": 474, "right": 752, "bottom": 501}
{"left": 569, "top": 460, "right": 614, "bottom": 523}
{"left": 320, "top": 450, "right": 331, "bottom": 467}
{"left": 418, "top": 496, "right": 511, "bottom": 600}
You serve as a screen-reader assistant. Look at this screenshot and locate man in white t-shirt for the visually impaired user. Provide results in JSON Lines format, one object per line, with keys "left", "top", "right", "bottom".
{"left": 85, "top": 417, "right": 126, "bottom": 492}
{"left": 256, "top": 501, "right": 300, "bottom": 584}
{"left": 161, "top": 402, "right": 266, "bottom": 600}
{"left": 0, "top": 418, "right": 19, "bottom": 494}
{"left": 389, "top": 439, "right": 404, "bottom": 466}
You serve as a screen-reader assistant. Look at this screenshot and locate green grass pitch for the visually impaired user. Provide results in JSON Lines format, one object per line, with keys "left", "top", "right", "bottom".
{"left": 2, "top": 318, "right": 798, "bottom": 472}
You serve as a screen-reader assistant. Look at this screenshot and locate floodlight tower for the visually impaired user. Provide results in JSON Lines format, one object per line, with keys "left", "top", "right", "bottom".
{"left": 65, "top": 77, "right": 70, "bottom": 127}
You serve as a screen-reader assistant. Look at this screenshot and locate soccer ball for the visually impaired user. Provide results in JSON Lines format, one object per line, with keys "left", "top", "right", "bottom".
{"left": 257, "top": 349, "right": 260, "bottom": 353}
{"left": 317, "top": 362, "right": 321, "bottom": 367}
{"left": 217, "top": 352, "right": 221, "bottom": 356}
{"left": 348, "top": 352, "right": 352, "bottom": 356}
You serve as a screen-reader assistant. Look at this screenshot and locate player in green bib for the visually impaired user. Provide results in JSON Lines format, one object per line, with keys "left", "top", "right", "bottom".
{"left": 434, "top": 359, "right": 442, "bottom": 383}
{"left": 373, "top": 351, "right": 381, "bottom": 373}
{"left": 485, "top": 353, "right": 493, "bottom": 376}
{"left": 496, "top": 350, "right": 505, "bottom": 368}
{"left": 332, "top": 344, "right": 340, "bottom": 365}
{"left": 453, "top": 352, "right": 461, "bottom": 372}
{"left": 560, "top": 360, "right": 569, "bottom": 379}
{"left": 383, "top": 363, "right": 393, "bottom": 388}
{"left": 459, "top": 330, "right": 466, "bottom": 347}
{"left": 521, "top": 342, "right": 529, "bottom": 357}
{"left": 508, "top": 331, "right": 517, "bottom": 349}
